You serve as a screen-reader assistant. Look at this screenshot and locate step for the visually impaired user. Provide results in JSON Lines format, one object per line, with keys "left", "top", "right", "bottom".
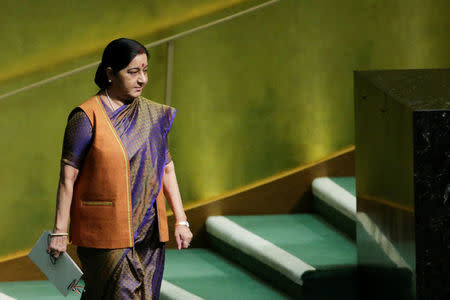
{"left": 312, "top": 177, "right": 356, "bottom": 239}
{"left": 0, "top": 281, "right": 82, "bottom": 300}
{"left": 162, "top": 248, "right": 291, "bottom": 300}
{"left": 0, "top": 278, "right": 223, "bottom": 300}
{"left": 1, "top": 263, "right": 284, "bottom": 300}
{"left": 206, "top": 214, "right": 357, "bottom": 299}
{"left": 0, "top": 279, "right": 182, "bottom": 300}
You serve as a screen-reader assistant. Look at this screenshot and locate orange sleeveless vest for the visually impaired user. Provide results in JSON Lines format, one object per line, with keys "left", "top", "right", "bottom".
{"left": 69, "top": 96, "right": 169, "bottom": 249}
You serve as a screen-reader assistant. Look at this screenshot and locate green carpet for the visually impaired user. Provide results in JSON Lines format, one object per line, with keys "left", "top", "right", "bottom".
{"left": 225, "top": 214, "right": 356, "bottom": 268}
{"left": 164, "top": 249, "right": 291, "bottom": 300}
{"left": 314, "top": 197, "right": 356, "bottom": 239}
{"left": 0, "top": 280, "right": 82, "bottom": 300}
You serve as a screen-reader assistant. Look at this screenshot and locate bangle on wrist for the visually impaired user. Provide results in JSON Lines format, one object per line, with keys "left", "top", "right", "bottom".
{"left": 50, "top": 232, "right": 68, "bottom": 238}
{"left": 175, "top": 221, "right": 190, "bottom": 228}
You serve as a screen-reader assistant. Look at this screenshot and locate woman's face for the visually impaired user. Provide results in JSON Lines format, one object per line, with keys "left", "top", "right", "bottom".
{"left": 110, "top": 53, "right": 148, "bottom": 100}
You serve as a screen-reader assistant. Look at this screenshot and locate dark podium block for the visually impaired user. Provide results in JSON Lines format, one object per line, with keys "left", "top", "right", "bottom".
{"left": 354, "top": 69, "right": 450, "bottom": 300}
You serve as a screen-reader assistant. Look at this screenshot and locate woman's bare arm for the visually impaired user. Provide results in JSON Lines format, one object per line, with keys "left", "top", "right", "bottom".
{"left": 47, "top": 163, "right": 79, "bottom": 257}
{"left": 163, "top": 161, "right": 193, "bottom": 250}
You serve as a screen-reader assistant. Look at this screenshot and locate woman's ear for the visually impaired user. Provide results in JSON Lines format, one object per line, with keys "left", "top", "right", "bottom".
{"left": 105, "top": 67, "right": 114, "bottom": 82}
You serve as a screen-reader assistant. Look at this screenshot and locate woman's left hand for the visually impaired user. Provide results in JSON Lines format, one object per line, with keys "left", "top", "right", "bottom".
{"left": 174, "top": 225, "right": 193, "bottom": 250}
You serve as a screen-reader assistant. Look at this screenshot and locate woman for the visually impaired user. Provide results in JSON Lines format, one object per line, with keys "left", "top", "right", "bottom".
{"left": 48, "top": 38, "right": 193, "bottom": 299}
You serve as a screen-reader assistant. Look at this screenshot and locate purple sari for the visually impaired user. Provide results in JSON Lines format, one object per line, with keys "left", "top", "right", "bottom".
{"left": 62, "top": 95, "right": 176, "bottom": 299}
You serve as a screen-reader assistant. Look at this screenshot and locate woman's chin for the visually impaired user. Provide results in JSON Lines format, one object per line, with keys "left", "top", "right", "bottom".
{"left": 128, "top": 91, "right": 142, "bottom": 99}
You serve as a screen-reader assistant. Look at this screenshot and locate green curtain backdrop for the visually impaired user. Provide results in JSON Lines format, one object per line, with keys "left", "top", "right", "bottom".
{"left": 1, "top": 0, "right": 450, "bottom": 257}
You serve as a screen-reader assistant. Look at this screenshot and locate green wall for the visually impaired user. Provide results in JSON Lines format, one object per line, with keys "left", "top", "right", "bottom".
{"left": 2, "top": 0, "right": 450, "bottom": 257}
{"left": 0, "top": 0, "right": 257, "bottom": 83}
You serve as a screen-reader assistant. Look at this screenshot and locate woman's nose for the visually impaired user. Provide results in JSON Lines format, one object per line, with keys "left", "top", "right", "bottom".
{"left": 138, "top": 72, "right": 148, "bottom": 84}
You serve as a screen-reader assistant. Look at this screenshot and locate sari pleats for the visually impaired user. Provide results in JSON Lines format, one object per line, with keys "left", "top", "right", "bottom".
{"left": 102, "top": 206, "right": 165, "bottom": 299}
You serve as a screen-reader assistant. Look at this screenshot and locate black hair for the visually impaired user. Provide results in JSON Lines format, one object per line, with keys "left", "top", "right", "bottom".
{"left": 94, "top": 38, "right": 149, "bottom": 89}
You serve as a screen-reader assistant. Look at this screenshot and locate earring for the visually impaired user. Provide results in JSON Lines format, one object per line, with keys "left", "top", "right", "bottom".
{"left": 108, "top": 79, "right": 112, "bottom": 83}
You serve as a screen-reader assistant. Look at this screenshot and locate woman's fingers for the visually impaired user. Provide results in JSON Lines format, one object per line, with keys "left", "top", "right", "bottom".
{"left": 179, "top": 229, "right": 193, "bottom": 248}
{"left": 182, "top": 239, "right": 190, "bottom": 248}
{"left": 51, "top": 249, "right": 61, "bottom": 258}
{"left": 174, "top": 226, "right": 193, "bottom": 250}
{"left": 175, "top": 232, "right": 182, "bottom": 250}
{"left": 47, "top": 236, "right": 68, "bottom": 258}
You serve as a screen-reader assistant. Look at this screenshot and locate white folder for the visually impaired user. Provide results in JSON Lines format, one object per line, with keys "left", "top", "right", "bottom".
{"left": 28, "top": 231, "right": 83, "bottom": 297}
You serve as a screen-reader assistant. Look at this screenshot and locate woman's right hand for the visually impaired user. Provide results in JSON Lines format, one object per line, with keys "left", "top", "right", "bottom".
{"left": 48, "top": 163, "right": 79, "bottom": 259}
{"left": 47, "top": 235, "right": 68, "bottom": 259}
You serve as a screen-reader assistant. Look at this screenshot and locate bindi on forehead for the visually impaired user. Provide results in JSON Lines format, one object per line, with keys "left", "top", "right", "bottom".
{"left": 142, "top": 63, "right": 145, "bottom": 67}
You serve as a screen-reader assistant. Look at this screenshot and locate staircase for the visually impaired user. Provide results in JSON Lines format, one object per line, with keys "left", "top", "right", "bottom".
{"left": 162, "top": 177, "right": 357, "bottom": 300}
{"left": 0, "top": 177, "right": 357, "bottom": 300}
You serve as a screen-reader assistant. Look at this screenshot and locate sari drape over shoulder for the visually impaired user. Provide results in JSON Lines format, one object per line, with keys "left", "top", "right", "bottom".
{"left": 62, "top": 95, "right": 176, "bottom": 299}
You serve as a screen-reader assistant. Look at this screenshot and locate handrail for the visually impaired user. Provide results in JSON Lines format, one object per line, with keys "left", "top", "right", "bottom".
{"left": 145, "top": 0, "right": 280, "bottom": 48}
{"left": 0, "top": 0, "right": 280, "bottom": 101}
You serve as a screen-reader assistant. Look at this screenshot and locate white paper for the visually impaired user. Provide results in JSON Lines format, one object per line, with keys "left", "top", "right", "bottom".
{"left": 28, "top": 231, "right": 83, "bottom": 297}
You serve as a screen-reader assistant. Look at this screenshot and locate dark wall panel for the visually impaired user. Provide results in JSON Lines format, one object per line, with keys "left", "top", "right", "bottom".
{"left": 355, "top": 69, "right": 450, "bottom": 299}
